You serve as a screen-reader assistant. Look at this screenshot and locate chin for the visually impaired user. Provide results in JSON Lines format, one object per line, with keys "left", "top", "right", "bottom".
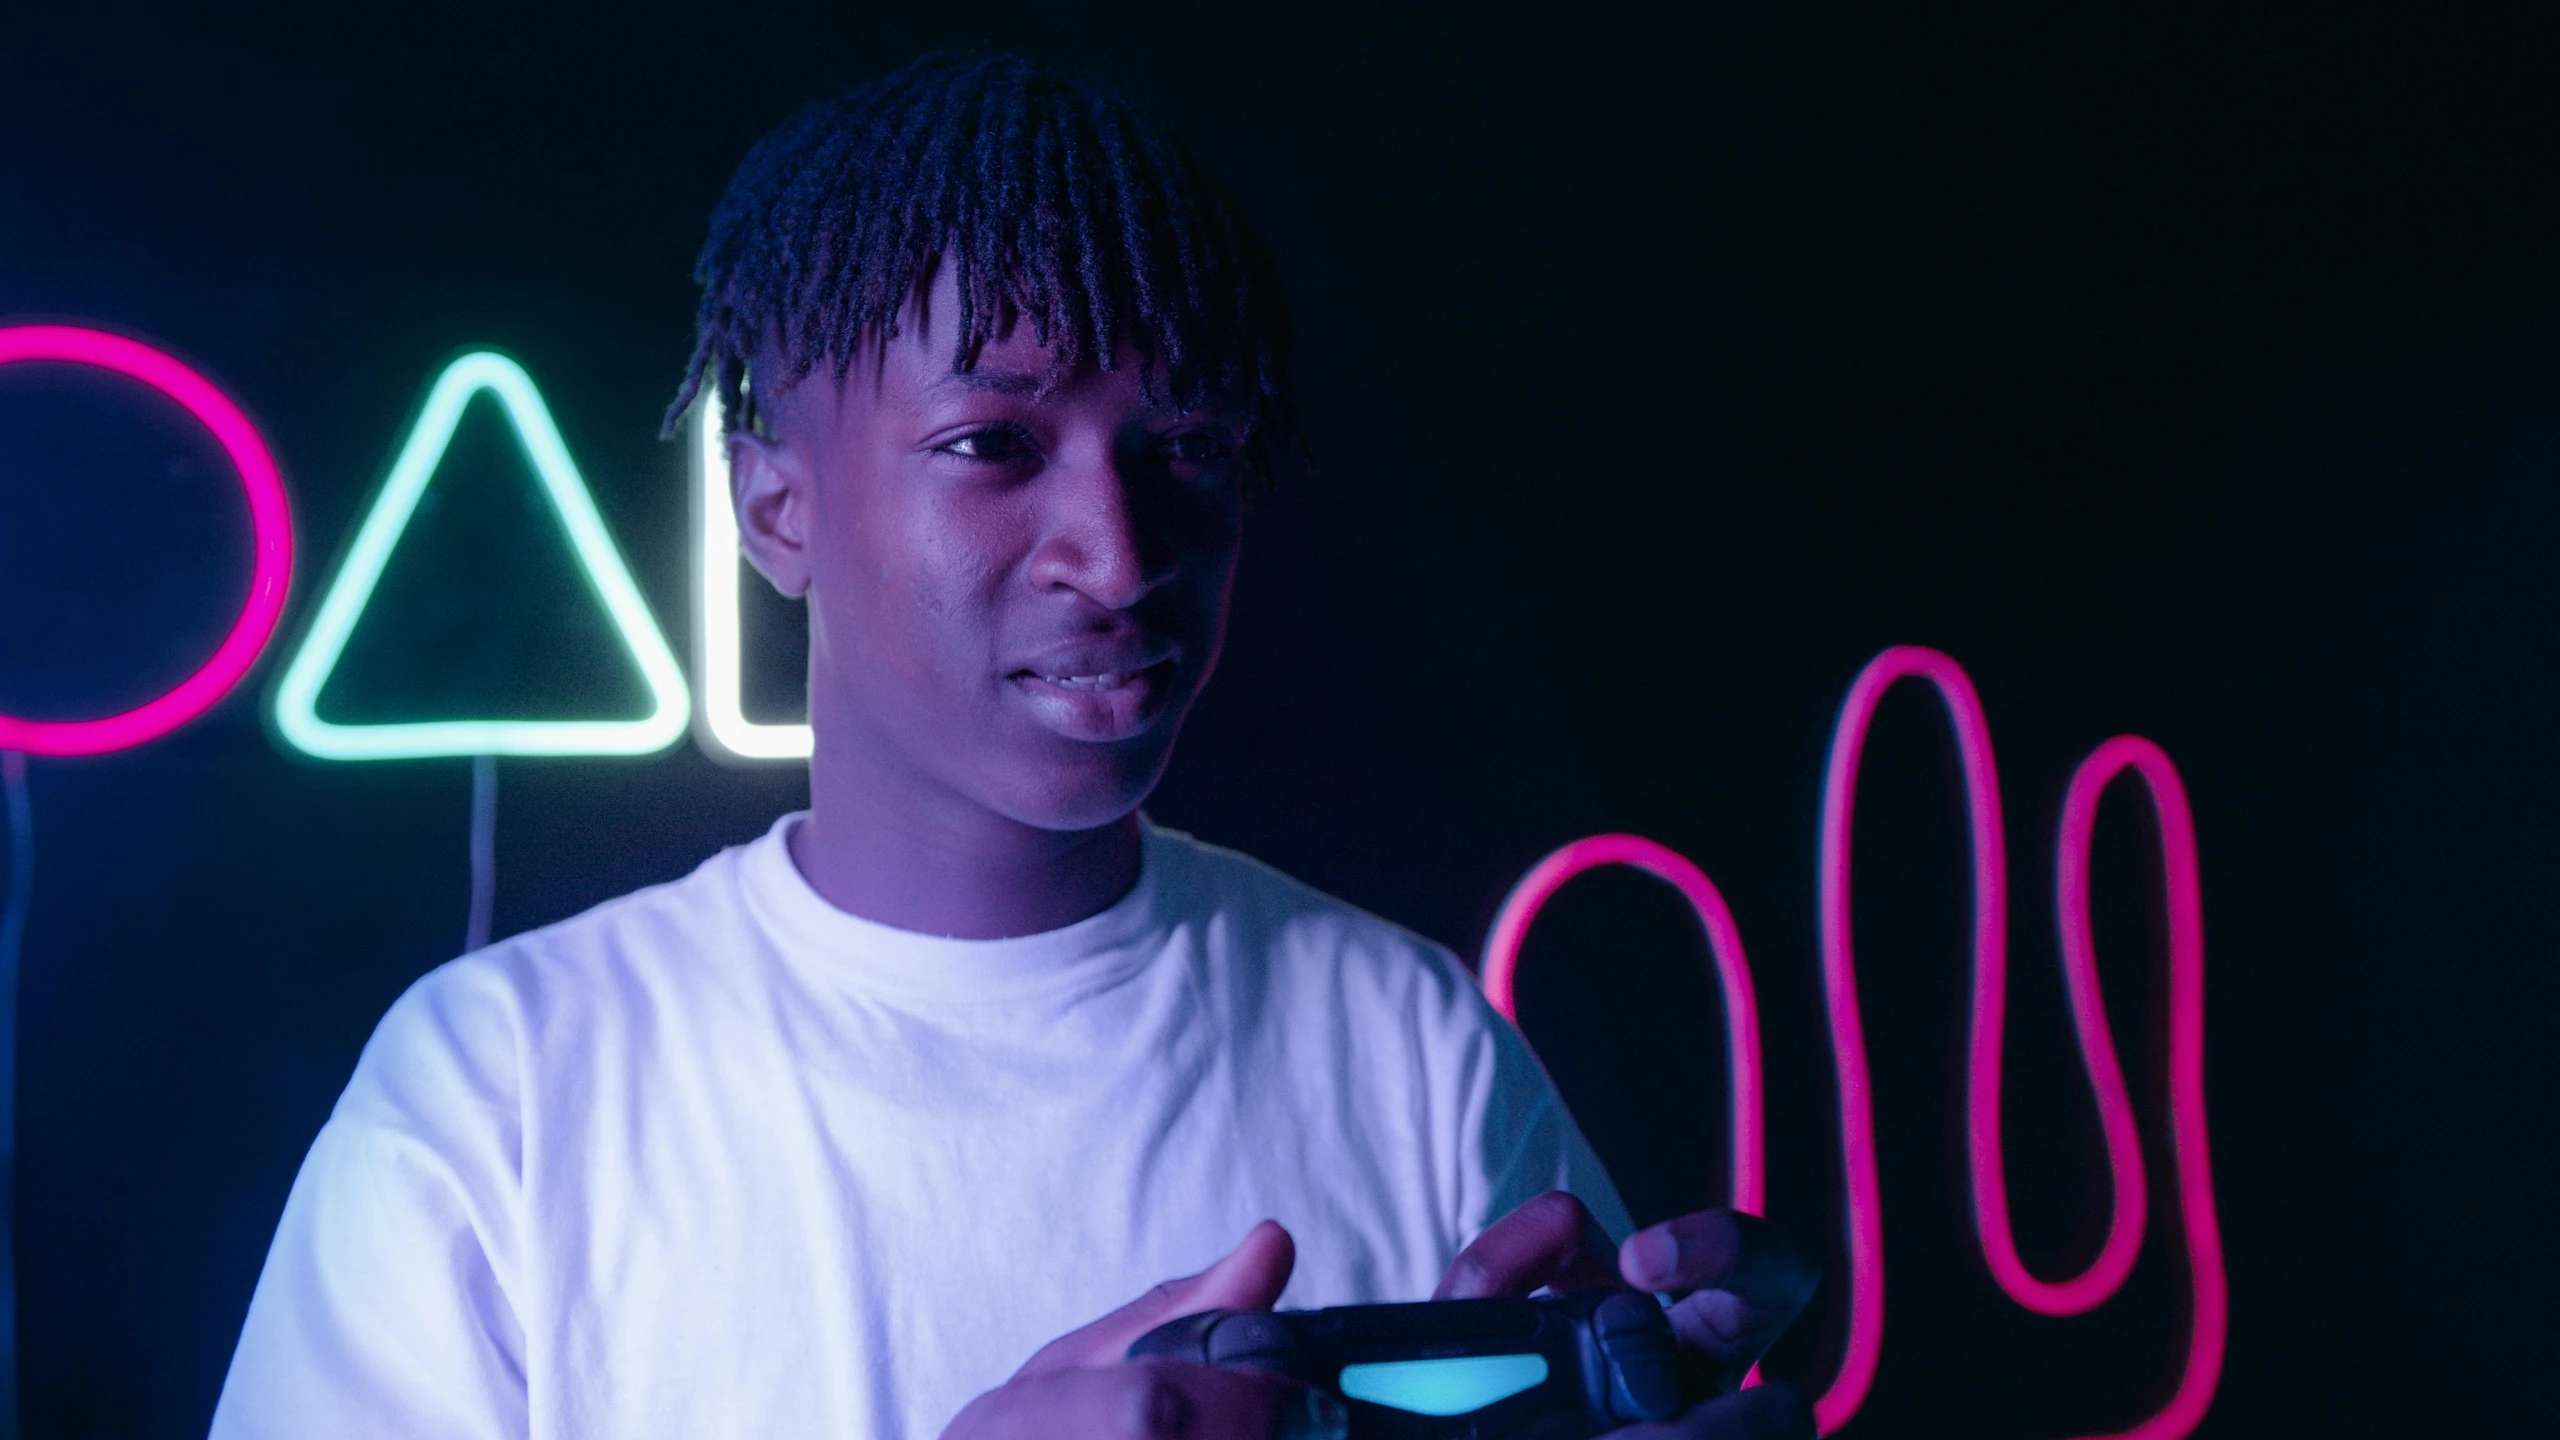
{"left": 990, "top": 740, "right": 1179, "bottom": 833}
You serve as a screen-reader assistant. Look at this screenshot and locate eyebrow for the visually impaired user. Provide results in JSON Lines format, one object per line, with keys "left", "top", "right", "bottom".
{"left": 928, "top": 366, "right": 1045, "bottom": 397}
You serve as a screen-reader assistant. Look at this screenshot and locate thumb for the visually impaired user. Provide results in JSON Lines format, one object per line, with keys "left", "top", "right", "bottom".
{"left": 1178, "top": 1219, "right": 1297, "bottom": 1315}
{"left": 1018, "top": 1221, "right": 1298, "bottom": 1375}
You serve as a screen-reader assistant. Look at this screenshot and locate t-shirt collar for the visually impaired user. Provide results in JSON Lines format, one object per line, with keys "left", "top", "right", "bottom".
{"left": 737, "top": 811, "right": 1177, "bottom": 1005}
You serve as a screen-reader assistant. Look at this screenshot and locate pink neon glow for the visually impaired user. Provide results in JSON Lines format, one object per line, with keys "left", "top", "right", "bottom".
{"left": 0, "top": 325, "right": 293, "bottom": 756}
{"left": 2054, "top": 735, "right": 2227, "bottom": 1440}
{"left": 1480, "top": 833, "right": 1764, "bottom": 1216}
{"left": 1808, "top": 648, "right": 1993, "bottom": 1430}
{"left": 1484, "top": 648, "right": 2226, "bottom": 1438}
{"left": 1816, "top": 646, "right": 2169, "bottom": 1430}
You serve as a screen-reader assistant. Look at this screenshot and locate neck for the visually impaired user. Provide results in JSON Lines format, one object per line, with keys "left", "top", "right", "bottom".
{"left": 791, "top": 747, "right": 1143, "bottom": 941}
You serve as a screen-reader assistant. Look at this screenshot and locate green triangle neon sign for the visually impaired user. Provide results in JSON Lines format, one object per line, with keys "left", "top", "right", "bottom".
{"left": 274, "top": 351, "right": 690, "bottom": 759}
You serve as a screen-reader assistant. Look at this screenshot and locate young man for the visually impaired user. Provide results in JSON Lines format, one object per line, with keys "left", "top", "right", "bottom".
{"left": 213, "top": 53, "right": 1816, "bottom": 1440}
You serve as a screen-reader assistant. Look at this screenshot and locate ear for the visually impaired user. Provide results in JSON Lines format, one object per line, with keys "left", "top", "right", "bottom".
{"left": 730, "top": 426, "right": 813, "bottom": 599}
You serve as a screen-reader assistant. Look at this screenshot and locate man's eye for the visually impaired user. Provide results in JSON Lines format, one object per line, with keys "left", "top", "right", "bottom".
{"left": 941, "top": 426, "right": 1035, "bottom": 461}
{"left": 1163, "top": 431, "right": 1233, "bottom": 466}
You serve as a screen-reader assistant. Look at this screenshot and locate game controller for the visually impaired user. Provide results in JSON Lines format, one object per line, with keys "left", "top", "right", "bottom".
{"left": 1127, "top": 1290, "right": 1690, "bottom": 1440}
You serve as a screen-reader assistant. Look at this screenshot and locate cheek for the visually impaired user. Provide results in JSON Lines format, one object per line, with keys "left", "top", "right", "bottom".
{"left": 905, "top": 505, "right": 1020, "bottom": 625}
{"left": 818, "top": 487, "right": 1027, "bottom": 688}
{"left": 908, "top": 493, "right": 1039, "bottom": 639}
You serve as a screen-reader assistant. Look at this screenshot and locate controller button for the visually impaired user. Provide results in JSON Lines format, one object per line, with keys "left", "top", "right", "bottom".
{"left": 1603, "top": 1340, "right": 1684, "bottom": 1425}
{"left": 1127, "top": 1311, "right": 1227, "bottom": 1366}
{"left": 1594, "top": 1298, "right": 1683, "bottom": 1423}
{"left": 1207, "top": 1313, "right": 1300, "bottom": 1368}
{"left": 1592, "top": 1293, "right": 1662, "bottom": 1337}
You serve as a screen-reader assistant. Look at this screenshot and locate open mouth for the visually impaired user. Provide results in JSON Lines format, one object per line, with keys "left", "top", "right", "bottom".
{"left": 1011, "top": 657, "right": 1178, "bottom": 692}
{"left": 1030, "top": 668, "right": 1149, "bottom": 692}
{"left": 1007, "top": 657, "right": 1181, "bottom": 740}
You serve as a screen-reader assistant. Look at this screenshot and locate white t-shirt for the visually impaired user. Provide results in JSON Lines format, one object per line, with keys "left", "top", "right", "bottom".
{"left": 212, "top": 816, "right": 1629, "bottom": 1440}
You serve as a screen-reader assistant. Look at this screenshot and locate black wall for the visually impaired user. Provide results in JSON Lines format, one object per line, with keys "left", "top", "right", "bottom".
{"left": 3, "top": 3, "right": 2554, "bottom": 1435}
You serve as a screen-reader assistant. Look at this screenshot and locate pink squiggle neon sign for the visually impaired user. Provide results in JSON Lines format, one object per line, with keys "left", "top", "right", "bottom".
{"left": 1480, "top": 647, "right": 2226, "bottom": 1438}
{"left": 1480, "top": 835, "right": 1765, "bottom": 1216}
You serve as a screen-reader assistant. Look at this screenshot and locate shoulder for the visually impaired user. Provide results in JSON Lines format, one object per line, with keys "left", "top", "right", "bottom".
{"left": 1143, "top": 822, "right": 1494, "bottom": 1033}
{"left": 341, "top": 836, "right": 760, "bottom": 1133}
{"left": 1147, "top": 827, "right": 1623, "bottom": 1239}
{"left": 1148, "top": 823, "right": 1462, "bottom": 966}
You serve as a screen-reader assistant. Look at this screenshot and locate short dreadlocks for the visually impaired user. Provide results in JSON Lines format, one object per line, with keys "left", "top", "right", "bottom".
{"left": 665, "top": 51, "right": 1297, "bottom": 475}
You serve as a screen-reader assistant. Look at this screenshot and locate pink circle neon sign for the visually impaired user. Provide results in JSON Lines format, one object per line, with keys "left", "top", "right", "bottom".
{"left": 0, "top": 325, "right": 294, "bottom": 756}
{"left": 1483, "top": 646, "right": 2227, "bottom": 1439}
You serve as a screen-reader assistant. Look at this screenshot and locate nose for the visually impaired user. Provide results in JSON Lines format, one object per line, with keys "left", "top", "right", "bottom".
{"left": 1026, "top": 449, "right": 1175, "bottom": 610}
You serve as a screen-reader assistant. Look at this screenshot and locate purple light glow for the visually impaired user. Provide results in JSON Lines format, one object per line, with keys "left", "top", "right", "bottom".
{"left": 1483, "top": 649, "right": 2225, "bottom": 1439}
{"left": 0, "top": 325, "right": 293, "bottom": 756}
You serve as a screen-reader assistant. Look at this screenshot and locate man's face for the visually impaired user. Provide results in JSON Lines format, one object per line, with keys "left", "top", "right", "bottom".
{"left": 730, "top": 266, "right": 1246, "bottom": 833}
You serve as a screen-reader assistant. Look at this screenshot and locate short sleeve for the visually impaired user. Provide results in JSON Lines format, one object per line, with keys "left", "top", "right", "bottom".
{"left": 211, "top": 962, "right": 531, "bottom": 1440}
{"left": 1447, "top": 967, "right": 1635, "bottom": 1250}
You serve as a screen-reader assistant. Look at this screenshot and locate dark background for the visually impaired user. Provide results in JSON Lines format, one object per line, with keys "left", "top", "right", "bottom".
{"left": 3, "top": 1, "right": 2555, "bottom": 1434}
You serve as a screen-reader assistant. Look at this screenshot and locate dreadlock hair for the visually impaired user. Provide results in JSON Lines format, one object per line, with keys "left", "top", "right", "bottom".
{"left": 665, "top": 50, "right": 1298, "bottom": 478}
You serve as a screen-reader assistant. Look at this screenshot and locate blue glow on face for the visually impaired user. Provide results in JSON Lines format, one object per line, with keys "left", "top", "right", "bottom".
{"left": 1336, "top": 1355, "right": 1550, "bottom": 1416}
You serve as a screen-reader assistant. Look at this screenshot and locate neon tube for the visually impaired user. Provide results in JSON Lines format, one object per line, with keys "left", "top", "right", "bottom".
{"left": 2053, "top": 735, "right": 2226, "bottom": 1440}
{"left": 1485, "top": 648, "right": 2226, "bottom": 1439}
{"left": 691, "top": 396, "right": 812, "bottom": 761}
{"left": 1814, "top": 647, "right": 2159, "bottom": 1429}
{"left": 1805, "top": 648, "right": 1994, "bottom": 1430}
{"left": 0, "top": 325, "right": 294, "bottom": 756}
{"left": 272, "top": 351, "right": 689, "bottom": 759}
{"left": 1480, "top": 834, "right": 1765, "bottom": 1217}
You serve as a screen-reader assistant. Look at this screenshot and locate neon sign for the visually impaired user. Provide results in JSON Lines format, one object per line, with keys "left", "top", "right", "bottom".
{"left": 690, "top": 395, "right": 812, "bottom": 761}
{"left": 0, "top": 322, "right": 296, "bottom": 1437}
{"left": 272, "top": 350, "right": 689, "bottom": 760}
{"left": 1482, "top": 835, "right": 1763, "bottom": 1216}
{"left": 1483, "top": 646, "right": 2226, "bottom": 1439}
{"left": 0, "top": 325, "right": 294, "bottom": 756}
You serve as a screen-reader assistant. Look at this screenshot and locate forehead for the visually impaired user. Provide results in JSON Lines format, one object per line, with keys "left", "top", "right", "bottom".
{"left": 757, "top": 262, "right": 1239, "bottom": 436}
{"left": 912, "top": 263, "right": 1236, "bottom": 414}
{"left": 897, "top": 264, "right": 1167, "bottom": 406}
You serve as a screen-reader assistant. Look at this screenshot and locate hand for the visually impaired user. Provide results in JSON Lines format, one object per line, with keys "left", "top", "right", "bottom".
{"left": 1436, "top": 1193, "right": 1821, "bottom": 1440}
{"left": 942, "top": 1221, "right": 1348, "bottom": 1440}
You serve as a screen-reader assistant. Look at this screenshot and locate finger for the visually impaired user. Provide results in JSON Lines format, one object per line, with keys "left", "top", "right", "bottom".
{"left": 950, "top": 1362, "right": 1348, "bottom": 1440}
{"left": 1018, "top": 1222, "right": 1299, "bottom": 1375}
{"left": 1619, "top": 1212, "right": 1818, "bottom": 1373}
{"left": 1435, "top": 1191, "right": 1623, "bottom": 1300}
{"left": 1603, "top": 1382, "right": 1815, "bottom": 1440}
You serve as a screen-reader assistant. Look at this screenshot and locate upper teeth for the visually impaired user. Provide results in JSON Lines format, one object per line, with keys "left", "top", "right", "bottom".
{"left": 1047, "top": 671, "right": 1129, "bottom": 691}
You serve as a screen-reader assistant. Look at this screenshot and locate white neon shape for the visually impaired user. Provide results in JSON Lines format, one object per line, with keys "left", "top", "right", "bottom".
{"left": 273, "top": 351, "right": 690, "bottom": 759}
{"left": 691, "top": 394, "right": 812, "bottom": 760}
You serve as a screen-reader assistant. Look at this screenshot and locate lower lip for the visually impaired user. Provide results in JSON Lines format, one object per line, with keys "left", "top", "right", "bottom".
{"left": 1009, "top": 661, "right": 1178, "bottom": 741}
